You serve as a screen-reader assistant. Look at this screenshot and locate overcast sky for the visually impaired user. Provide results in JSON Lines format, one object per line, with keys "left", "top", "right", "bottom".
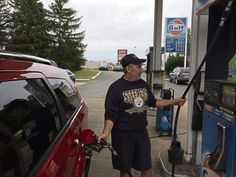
{"left": 42, "top": 0, "right": 193, "bottom": 63}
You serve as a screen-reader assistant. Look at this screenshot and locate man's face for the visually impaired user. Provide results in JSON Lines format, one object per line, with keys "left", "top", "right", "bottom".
{"left": 128, "top": 64, "right": 143, "bottom": 80}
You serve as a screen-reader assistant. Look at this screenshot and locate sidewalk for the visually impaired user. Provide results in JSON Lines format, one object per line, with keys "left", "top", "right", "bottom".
{"left": 147, "top": 105, "right": 200, "bottom": 177}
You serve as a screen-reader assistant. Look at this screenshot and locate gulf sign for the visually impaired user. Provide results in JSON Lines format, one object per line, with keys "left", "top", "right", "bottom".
{"left": 165, "top": 17, "right": 187, "bottom": 53}
{"left": 167, "top": 18, "right": 185, "bottom": 36}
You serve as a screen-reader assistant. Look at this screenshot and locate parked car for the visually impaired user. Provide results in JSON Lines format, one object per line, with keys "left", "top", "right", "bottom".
{"left": 0, "top": 51, "right": 89, "bottom": 177}
{"left": 113, "top": 63, "right": 123, "bottom": 71}
{"left": 65, "top": 69, "right": 76, "bottom": 83}
{"left": 99, "top": 62, "right": 108, "bottom": 70}
{"left": 169, "top": 67, "right": 189, "bottom": 84}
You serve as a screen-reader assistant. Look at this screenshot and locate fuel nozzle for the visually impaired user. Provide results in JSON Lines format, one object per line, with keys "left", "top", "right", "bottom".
{"left": 100, "top": 139, "right": 118, "bottom": 156}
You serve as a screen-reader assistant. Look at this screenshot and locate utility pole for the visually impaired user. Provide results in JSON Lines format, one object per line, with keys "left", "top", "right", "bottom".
{"left": 152, "top": 0, "right": 164, "bottom": 97}
{"left": 153, "top": 0, "right": 163, "bottom": 71}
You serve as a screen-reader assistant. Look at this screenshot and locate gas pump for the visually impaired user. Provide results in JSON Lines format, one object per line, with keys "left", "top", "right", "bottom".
{"left": 199, "top": 0, "right": 236, "bottom": 176}
{"left": 192, "top": 71, "right": 205, "bottom": 131}
{"left": 145, "top": 47, "right": 164, "bottom": 97}
{"left": 145, "top": 46, "right": 153, "bottom": 86}
{"left": 156, "top": 88, "right": 174, "bottom": 136}
{"left": 201, "top": 80, "right": 236, "bottom": 177}
{"left": 151, "top": 70, "right": 164, "bottom": 97}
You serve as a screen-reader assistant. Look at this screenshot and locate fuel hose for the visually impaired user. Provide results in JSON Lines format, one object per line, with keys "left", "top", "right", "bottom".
{"left": 170, "top": 0, "right": 235, "bottom": 176}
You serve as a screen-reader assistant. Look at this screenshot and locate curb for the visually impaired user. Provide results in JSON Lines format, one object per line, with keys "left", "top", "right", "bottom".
{"left": 76, "top": 79, "right": 89, "bottom": 81}
{"left": 91, "top": 71, "right": 102, "bottom": 80}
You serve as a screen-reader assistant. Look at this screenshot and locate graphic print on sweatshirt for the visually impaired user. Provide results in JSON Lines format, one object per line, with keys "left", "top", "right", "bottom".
{"left": 122, "top": 88, "right": 148, "bottom": 114}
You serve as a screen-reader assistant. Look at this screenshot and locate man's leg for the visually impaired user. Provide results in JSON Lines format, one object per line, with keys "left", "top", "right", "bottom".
{"left": 112, "top": 130, "right": 133, "bottom": 176}
{"left": 133, "top": 130, "right": 152, "bottom": 177}
{"left": 141, "top": 169, "right": 153, "bottom": 177}
{"left": 120, "top": 171, "right": 131, "bottom": 177}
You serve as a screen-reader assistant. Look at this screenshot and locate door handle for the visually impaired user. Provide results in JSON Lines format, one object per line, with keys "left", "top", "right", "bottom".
{"left": 72, "top": 139, "right": 79, "bottom": 146}
{"left": 69, "top": 139, "right": 79, "bottom": 156}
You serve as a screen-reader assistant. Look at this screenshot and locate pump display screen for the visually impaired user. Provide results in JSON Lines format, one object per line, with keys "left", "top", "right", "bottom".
{"left": 222, "top": 85, "right": 236, "bottom": 109}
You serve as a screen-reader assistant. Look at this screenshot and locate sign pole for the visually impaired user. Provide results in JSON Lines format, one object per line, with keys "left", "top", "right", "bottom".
{"left": 184, "top": 18, "right": 188, "bottom": 68}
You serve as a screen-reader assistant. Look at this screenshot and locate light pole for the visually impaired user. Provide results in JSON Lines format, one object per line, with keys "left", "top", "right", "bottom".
{"left": 134, "top": 46, "right": 136, "bottom": 54}
{"left": 153, "top": 0, "right": 163, "bottom": 71}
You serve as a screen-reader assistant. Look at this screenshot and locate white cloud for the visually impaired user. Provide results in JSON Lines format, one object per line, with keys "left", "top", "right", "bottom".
{"left": 42, "top": 0, "right": 192, "bottom": 62}
{"left": 71, "top": 0, "right": 149, "bottom": 6}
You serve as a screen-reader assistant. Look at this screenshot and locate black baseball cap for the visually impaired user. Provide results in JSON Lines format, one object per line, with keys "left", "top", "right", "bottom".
{"left": 120, "top": 54, "right": 146, "bottom": 68}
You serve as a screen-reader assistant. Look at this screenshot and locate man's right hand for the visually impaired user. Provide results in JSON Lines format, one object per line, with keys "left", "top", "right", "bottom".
{"left": 98, "top": 133, "right": 109, "bottom": 142}
{"left": 98, "top": 119, "right": 114, "bottom": 142}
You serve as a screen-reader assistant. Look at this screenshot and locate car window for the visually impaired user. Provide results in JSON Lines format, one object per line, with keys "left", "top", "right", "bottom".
{"left": 0, "top": 79, "right": 61, "bottom": 177}
{"left": 48, "top": 79, "right": 81, "bottom": 119}
{"left": 100, "top": 63, "right": 107, "bottom": 67}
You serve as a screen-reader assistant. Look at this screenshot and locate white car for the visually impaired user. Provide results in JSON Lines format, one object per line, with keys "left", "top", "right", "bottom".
{"left": 113, "top": 63, "right": 123, "bottom": 71}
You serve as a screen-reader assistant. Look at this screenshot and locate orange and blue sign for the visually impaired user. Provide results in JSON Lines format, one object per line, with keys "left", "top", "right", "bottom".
{"left": 165, "top": 17, "right": 187, "bottom": 53}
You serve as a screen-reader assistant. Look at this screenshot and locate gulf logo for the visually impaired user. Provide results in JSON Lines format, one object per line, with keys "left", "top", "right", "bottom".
{"left": 167, "top": 19, "right": 185, "bottom": 36}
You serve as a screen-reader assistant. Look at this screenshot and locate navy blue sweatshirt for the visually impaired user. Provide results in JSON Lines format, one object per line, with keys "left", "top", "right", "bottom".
{"left": 105, "top": 77, "right": 156, "bottom": 131}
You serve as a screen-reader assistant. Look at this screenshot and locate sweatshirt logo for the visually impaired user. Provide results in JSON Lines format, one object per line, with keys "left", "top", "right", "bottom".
{"left": 134, "top": 97, "right": 144, "bottom": 108}
{"left": 123, "top": 88, "right": 148, "bottom": 114}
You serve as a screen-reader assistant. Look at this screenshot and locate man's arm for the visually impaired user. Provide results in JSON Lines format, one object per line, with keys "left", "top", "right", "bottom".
{"left": 156, "top": 98, "right": 186, "bottom": 107}
{"left": 99, "top": 119, "right": 114, "bottom": 141}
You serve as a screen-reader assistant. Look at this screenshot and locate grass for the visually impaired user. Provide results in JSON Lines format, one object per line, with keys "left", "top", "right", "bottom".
{"left": 74, "top": 68, "right": 99, "bottom": 79}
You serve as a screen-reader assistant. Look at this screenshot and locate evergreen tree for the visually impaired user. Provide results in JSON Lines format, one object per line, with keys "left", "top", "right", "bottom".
{"left": 187, "top": 28, "right": 191, "bottom": 61}
{"left": 48, "top": 0, "right": 86, "bottom": 70}
{"left": 165, "top": 54, "right": 185, "bottom": 75}
{"left": 7, "top": 0, "right": 51, "bottom": 57}
{"left": 0, "top": 0, "right": 11, "bottom": 49}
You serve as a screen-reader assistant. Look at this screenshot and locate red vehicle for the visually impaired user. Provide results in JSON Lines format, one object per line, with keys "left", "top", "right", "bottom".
{"left": 0, "top": 51, "right": 89, "bottom": 177}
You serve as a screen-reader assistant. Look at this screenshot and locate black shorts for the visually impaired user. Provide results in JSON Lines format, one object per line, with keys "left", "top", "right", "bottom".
{"left": 111, "top": 128, "right": 152, "bottom": 171}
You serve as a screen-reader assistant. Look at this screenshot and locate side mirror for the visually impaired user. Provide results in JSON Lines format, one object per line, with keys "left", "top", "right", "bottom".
{"left": 79, "top": 129, "right": 98, "bottom": 145}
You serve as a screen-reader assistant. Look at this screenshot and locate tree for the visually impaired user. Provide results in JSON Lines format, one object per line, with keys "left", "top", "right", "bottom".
{"left": 7, "top": 0, "right": 51, "bottom": 57}
{"left": 165, "top": 54, "right": 185, "bottom": 75}
{"left": 187, "top": 28, "right": 191, "bottom": 60}
{"left": 0, "top": 0, "right": 11, "bottom": 49}
{"left": 48, "top": 0, "right": 86, "bottom": 70}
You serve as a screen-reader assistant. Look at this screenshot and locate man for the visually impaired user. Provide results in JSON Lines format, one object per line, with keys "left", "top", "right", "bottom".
{"left": 99, "top": 54, "right": 186, "bottom": 177}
